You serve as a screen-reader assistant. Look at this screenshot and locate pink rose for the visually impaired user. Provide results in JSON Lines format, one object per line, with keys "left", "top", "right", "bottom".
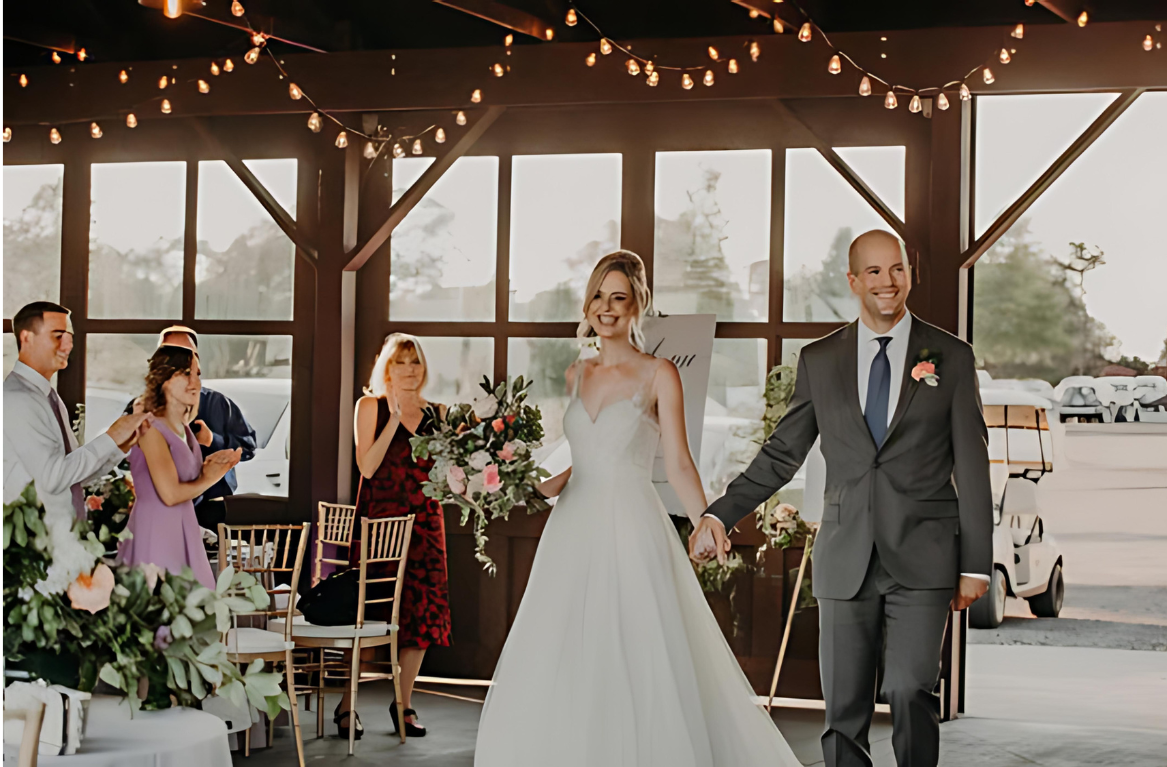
{"left": 482, "top": 464, "right": 503, "bottom": 494}
{"left": 446, "top": 465, "right": 467, "bottom": 495}
{"left": 491, "top": 418, "right": 505, "bottom": 433}
{"left": 498, "top": 442, "right": 516, "bottom": 462}
{"left": 68, "top": 563, "right": 115, "bottom": 614}
{"left": 911, "top": 361, "right": 940, "bottom": 387}
{"left": 505, "top": 415, "right": 516, "bottom": 425}
{"left": 85, "top": 494, "right": 104, "bottom": 511}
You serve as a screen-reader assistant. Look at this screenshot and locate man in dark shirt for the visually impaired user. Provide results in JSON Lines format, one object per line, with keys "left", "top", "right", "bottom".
{"left": 126, "top": 326, "right": 257, "bottom": 529}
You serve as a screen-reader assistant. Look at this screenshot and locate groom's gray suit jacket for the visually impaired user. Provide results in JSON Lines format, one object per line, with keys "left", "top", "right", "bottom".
{"left": 707, "top": 316, "right": 993, "bottom": 600}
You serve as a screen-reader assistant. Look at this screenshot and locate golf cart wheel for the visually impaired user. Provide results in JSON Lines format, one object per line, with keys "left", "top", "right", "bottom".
{"left": 969, "top": 568, "right": 1007, "bottom": 629}
{"left": 1027, "top": 563, "right": 1064, "bottom": 618}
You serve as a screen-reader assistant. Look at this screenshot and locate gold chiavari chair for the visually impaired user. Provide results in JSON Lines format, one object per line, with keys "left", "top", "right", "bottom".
{"left": 269, "top": 515, "right": 414, "bottom": 755}
{"left": 313, "top": 502, "right": 357, "bottom": 586}
{"left": 217, "top": 523, "right": 310, "bottom": 767}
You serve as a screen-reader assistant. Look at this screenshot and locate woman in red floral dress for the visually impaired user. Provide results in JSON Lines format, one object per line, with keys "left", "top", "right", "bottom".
{"left": 336, "top": 333, "right": 451, "bottom": 740}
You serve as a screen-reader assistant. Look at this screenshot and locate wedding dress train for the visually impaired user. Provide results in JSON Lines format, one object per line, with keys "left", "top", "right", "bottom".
{"left": 475, "top": 373, "right": 801, "bottom": 766}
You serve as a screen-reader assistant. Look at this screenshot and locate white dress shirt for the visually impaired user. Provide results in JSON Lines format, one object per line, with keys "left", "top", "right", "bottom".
{"left": 857, "top": 311, "right": 912, "bottom": 427}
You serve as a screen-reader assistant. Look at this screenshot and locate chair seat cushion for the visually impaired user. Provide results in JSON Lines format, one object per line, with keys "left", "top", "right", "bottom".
{"left": 268, "top": 615, "right": 394, "bottom": 639}
{"left": 225, "top": 627, "right": 294, "bottom": 655}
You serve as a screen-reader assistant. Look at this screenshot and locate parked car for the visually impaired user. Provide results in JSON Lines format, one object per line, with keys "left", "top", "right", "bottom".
{"left": 199, "top": 378, "right": 291, "bottom": 497}
{"left": 1054, "top": 375, "right": 1108, "bottom": 423}
{"left": 969, "top": 388, "right": 1065, "bottom": 629}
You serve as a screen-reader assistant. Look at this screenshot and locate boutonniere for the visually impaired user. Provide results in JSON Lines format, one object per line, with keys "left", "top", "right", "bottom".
{"left": 911, "top": 349, "right": 942, "bottom": 387}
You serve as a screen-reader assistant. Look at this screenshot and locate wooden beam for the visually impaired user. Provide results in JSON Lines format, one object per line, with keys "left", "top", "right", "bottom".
{"left": 960, "top": 88, "right": 1142, "bottom": 268}
{"left": 1036, "top": 0, "right": 1079, "bottom": 24}
{"left": 344, "top": 105, "right": 505, "bottom": 271}
{"left": 433, "top": 0, "right": 554, "bottom": 41}
{"left": 190, "top": 118, "right": 319, "bottom": 264}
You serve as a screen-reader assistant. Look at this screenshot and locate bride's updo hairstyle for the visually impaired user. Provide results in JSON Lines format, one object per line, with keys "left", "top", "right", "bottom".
{"left": 578, "top": 250, "right": 652, "bottom": 351}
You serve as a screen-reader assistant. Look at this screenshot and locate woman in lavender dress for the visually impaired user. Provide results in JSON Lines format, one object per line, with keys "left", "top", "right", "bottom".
{"left": 118, "top": 346, "right": 240, "bottom": 589}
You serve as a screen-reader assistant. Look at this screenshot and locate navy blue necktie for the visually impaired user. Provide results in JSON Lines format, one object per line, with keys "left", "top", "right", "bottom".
{"left": 865, "top": 337, "right": 893, "bottom": 447}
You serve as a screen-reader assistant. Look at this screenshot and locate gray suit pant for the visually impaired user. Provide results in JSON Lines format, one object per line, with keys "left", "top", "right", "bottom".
{"left": 819, "top": 549, "right": 952, "bottom": 767}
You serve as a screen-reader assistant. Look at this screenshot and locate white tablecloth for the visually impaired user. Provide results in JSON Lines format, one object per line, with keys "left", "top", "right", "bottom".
{"left": 4, "top": 695, "right": 231, "bottom": 767}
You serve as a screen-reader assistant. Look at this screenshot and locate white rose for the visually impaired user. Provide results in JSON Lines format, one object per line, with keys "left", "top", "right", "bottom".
{"left": 468, "top": 450, "right": 491, "bottom": 471}
{"left": 472, "top": 394, "right": 499, "bottom": 420}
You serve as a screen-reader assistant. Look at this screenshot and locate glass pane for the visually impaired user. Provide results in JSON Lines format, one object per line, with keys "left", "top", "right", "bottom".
{"left": 974, "top": 92, "right": 1167, "bottom": 384}
{"left": 834, "top": 146, "right": 906, "bottom": 222}
{"left": 85, "top": 334, "right": 156, "bottom": 440}
{"left": 975, "top": 93, "right": 1115, "bottom": 238}
{"left": 780, "top": 338, "right": 815, "bottom": 369}
{"left": 654, "top": 150, "right": 772, "bottom": 321}
{"left": 507, "top": 337, "right": 579, "bottom": 446}
{"left": 4, "top": 164, "right": 63, "bottom": 314}
{"left": 390, "top": 157, "right": 498, "bottom": 321}
{"left": 4, "top": 335, "right": 19, "bottom": 378}
{"left": 509, "top": 154, "right": 621, "bottom": 322}
{"left": 196, "top": 159, "right": 297, "bottom": 320}
{"left": 699, "top": 339, "right": 767, "bottom": 500}
{"left": 413, "top": 336, "right": 494, "bottom": 405}
{"left": 782, "top": 148, "right": 904, "bottom": 323}
{"left": 89, "top": 162, "right": 185, "bottom": 319}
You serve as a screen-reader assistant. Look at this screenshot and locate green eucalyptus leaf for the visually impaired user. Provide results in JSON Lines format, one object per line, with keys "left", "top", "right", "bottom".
{"left": 171, "top": 614, "right": 193, "bottom": 639}
{"left": 214, "top": 602, "right": 231, "bottom": 633}
{"left": 219, "top": 679, "right": 247, "bottom": 711}
{"left": 167, "top": 656, "right": 188, "bottom": 688}
{"left": 185, "top": 587, "right": 213, "bottom": 608}
{"left": 184, "top": 605, "right": 206, "bottom": 622}
{"left": 98, "top": 663, "right": 123, "bottom": 691}
{"left": 215, "top": 565, "right": 235, "bottom": 595}
{"left": 247, "top": 584, "right": 269, "bottom": 608}
{"left": 188, "top": 662, "right": 206, "bottom": 698}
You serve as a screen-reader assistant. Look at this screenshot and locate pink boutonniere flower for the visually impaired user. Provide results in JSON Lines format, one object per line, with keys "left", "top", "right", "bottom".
{"left": 911, "top": 361, "right": 940, "bottom": 387}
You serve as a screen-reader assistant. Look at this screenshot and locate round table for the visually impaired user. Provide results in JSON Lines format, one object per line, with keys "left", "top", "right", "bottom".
{"left": 5, "top": 695, "right": 232, "bottom": 767}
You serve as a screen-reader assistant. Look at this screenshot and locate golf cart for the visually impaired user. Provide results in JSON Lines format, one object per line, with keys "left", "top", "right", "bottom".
{"left": 969, "top": 388, "right": 1065, "bottom": 629}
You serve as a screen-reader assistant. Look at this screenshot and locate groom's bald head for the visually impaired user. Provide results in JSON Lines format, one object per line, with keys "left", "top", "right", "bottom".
{"left": 848, "top": 230, "right": 908, "bottom": 276}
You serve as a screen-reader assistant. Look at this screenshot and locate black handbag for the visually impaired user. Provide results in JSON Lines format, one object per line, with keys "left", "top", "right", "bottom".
{"left": 297, "top": 569, "right": 359, "bottom": 626}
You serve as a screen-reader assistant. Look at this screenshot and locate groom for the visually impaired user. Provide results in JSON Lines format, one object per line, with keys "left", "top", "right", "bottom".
{"left": 691, "top": 230, "right": 992, "bottom": 767}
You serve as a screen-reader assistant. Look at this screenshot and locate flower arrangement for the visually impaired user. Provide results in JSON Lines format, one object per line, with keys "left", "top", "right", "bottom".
{"left": 3, "top": 482, "right": 289, "bottom": 715}
{"left": 410, "top": 376, "right": 551, "bottom": 574}
{"left": 84, "top": 472, "right": 135, "bottom": 552}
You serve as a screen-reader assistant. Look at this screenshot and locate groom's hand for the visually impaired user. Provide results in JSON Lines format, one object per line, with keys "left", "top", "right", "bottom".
{"left": 690, "top": 516, "right": 732, "bottom": 565}
{"left": 951, "top": 575, "right": 989, "bottom": 612}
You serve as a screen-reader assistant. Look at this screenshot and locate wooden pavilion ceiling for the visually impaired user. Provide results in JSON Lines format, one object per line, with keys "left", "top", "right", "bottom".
{"left": 5, "top": 0, "right": 1167, "bottom": 66}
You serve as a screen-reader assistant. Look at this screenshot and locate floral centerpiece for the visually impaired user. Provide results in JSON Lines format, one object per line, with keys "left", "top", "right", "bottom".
{"left": 84, "top": 473, "right": 135, "bottom": 554}
{"left": 4, "top": 482, "right": 289, "bottom": 715}
{"left": 410, "top": 375, "right": 551, "bottom": 574}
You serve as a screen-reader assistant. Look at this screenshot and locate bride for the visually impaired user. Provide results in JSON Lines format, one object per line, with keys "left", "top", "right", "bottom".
{"left": 475, "top": 251, "right": 799, "bottom": 766}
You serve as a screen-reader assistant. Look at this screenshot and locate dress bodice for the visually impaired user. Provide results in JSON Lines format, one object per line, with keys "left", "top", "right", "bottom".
{"left": 562, "top": 360, "right": 661, "bottom": 485}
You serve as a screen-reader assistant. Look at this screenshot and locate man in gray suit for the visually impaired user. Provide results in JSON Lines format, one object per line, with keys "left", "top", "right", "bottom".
{"left": 691, "top": 230, "right": 992, "bottom": 767}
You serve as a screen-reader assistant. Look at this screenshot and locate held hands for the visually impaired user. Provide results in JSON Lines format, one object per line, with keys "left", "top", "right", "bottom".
{"left": 689, "top": 516, "right": 732, "bottom": 566}
{"left": 201, "top": 448, "right": 242, "bottom": 484}
{"left": 108, "top": 412, "right": 154, "bottom": 452}
{"left": 193, "top": 419, "right": 214, "bottom": 448}
{"left": 951, "top": 575, "right": 989, "bottom": 612}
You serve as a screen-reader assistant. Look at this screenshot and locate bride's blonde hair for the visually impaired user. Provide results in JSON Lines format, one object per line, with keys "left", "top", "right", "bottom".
{"left": 577, "top": 250, "right": 652, "bottom": 351}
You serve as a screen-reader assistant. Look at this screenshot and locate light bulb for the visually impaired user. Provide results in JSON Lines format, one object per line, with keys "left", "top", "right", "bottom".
{"left": 859, "top": 75, "right": 872, "bottom": 96}
{"left": 798, "top": 23, "right": 812, "bottom": 42}
{"left": 159, "top": 76, "right": 169, "bottom": 89}
{"left": 1077, "top": 11, "right": 1087, "bottom": 27}
{"left": 728, "top": 58, "right": 739, "bottom": 74}
{"left": 456, "top": 111, "right": 467, "bottom": 126}
{"left": 288, "top": 82, "right": 302, "bottom": 99}
{"left": 750, "top": 41, "right": 761, "bottom": 62}
{"left": 884, "top": 91, "right": 897, "bottom": 109}
{"left": 626, "top": 59, "right": 640, "bottom": 75}
{"left": 647, "top": 70, "right": 659, "bottom": 86}
{"left": 773, "top": 19, "right": 784, "bottom": 34}
{"left": 161, "top": 99, "right": 172, "bottom": 114}
{"left": 959, "top": 83, "right": 971, "bottom": 101}
{"left": 412, "top": 139, "right": 423, "bottom": 155}
{"left": 119, "top": 69, "right": 129, "bottom": 83}
{"left": 983, "top": 67, "right": 995, "bottom": 84}
{"left": 231, "top": 0, "right": 244, "bottom": 16}
{"left": 586, "top": 52, "right": 597, "bottom": 67}
{"left": 224, "top": 58, "right": 234, "bottom": 72}
{"left": 335, "top": 131, "right": 348, "bottom": 148}
{"left": 76, "top": 48, "right": 87, "bottom": 61}
{"left": 245, "top": 47, "right": 261, "bottom": 64}
{"left": 681, "top": 73, "right": 694, "bottom": 90}
{"left": 393, "top": 143, "right": 405, "bottom": 158}
{"left": 828, "top": 54, "right": 841, "bottom": 74}
{"left": 90, "top": 122, "right": 102, "bottom": 138}
{"left": 544, "top": 28, "right": 554, "bottom": 41}
{"left": 999, "top": 48, "right": 1011, "bottom": 64}
{"left": 493, "top": 63, "right": 505, "bottom": 77}
{"left": 703, "top": 69, "right": 715, "bottom": 87}
{"left": 50, "top": 128, "right": 62, "bottom": 144}
{"left": 749, "top": 9, "right": 759, "bottom": 18}
{"left": 645, "top": 61, "right": 654, "bottom": 74}
{"left": 52, "top": 52, "right": 62, "bottom": 64}
{"left": 708, "top": 46, "right": 719, "bottom": 61}
{"left": 566, "top": 8, "right": 577, "bottom": 26}
{"left": 471, "top": 89, "right": 482, "bottom": 103}
{"left": 163, "top": 0, "right": 181, "bottom": 18}
{"left": 937, "top": 92, "right": 950, "bottom": 110}
{"left": 2, "top": 127, "right": 9, "bottom": 143}
{"left": 126, "top": 113, "right": 138, "bottom": 128}
{"left": 435, "top": 127, "right": 446, "bottom": 143}
{"left": 600, "top": 38, "right": 612, "bottom": 55}
{"left": 1012, "top": 24, "right": 1024, "bottom": 39}
{"left": 251, "top": 32, "right": 266, "bottom": 46}
{"left": 307, "top": 112, "right": 322, "bottom": 132}
{"left": 363, "top": 141, "right": 377, "bottom": 159}
{"left": 908, "top": 95, "right": 921, "bottom": 113}
{"left": 1025, "top": 0, "right": 1035, "bottom": 4}
{"left": 198, "top": 79, "right": 209, "bottom": 93}
{"left": 1144, "top": 35, "right": 1154, "bottom": 51}
{"left": 19, "top": 74, "right": 27, "bottom": 88}
{"left": 210, "top": 62, "right": 220, "bottom": 76}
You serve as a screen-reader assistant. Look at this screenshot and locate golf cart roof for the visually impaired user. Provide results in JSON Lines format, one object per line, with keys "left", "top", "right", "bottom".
{"left": 981, "top": 388, "right": 1053, "bottom": 409}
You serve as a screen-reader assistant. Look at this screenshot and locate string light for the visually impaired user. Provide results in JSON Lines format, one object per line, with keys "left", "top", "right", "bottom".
{"left": 224, "top": 59, "right": 234, "bottom": 72}
{"left": 647, "top": 70, "right": 660, "bottom": 86}
{"left": 251, "top": 32, "right": 266, "bottom": 46}
{"left": 1077, "top": 11, "right": 1088, "bottom": 27}
{"left": 412, "top": 139, "right": 423, "bottom": 155}
{"left": 773, "top": 19, "right": 784, "bottom": 34}
{"left": 708, "top": 46, "right": 719, "bottom": 60}
{"left": 89, "top": 122, "right": 102, "bottom": 139}
{"left": 335, "top": 131, "right": 348, "bottom": 148}
{"left": 828, "top": 54, "right": 841, "bottom": 74}
{"left": 210, "top": 62, "right": 220, "bottom": 76}
{"left": 158, "top": 76, "right": 169, "bottom": 89}
{"left": 937, "top": 92, "right": 950, "bottom": 110}
{"left": 908, "top": 94, "right": 922, "bottom": 113}
{"left": 703, "top": 69, "right": 715, "bottom": 86}
{"left": 19, "top": 74, "right": 27, "bottom": 87}
{"left": 160, "top": 99, "right": 172, "bottom": 113}
{"left": 456, "top": 111, "right": 467, "bottom": 125}
{"left": 307, "top": 112, "right": 323, "bottom": 132}
{"left": 544, "top": 28, "right": 554, "bottom": 41}
{"left": 859, "top": 75, "right": 872, "bottom": 96}
{"left": 645, "top": 61, "right": 654, "bottom": 74}
{"left": 798, "top": 23, "right": 812, "bottom": 42}
{"left": 119, "top": 69, "right": 129, "bottom": 83}
{"left": 245, "top": 47, "right": 261, "bottom": 64}
{"left": 999, "top": 48, "right": 1011, "bottom": 64}
{"left": 76, "top": 49, "right": 87, "bottom": 61}
{"left": 600, "top": 38, "right": 613, "bottom": 55}
{"left": 393, "top": 143, "right": 406, "bottom": 158}
{"left": 288, "top": 82, "right": 303, "bottom": 99}
{"left": 626, "top": 59, "right": 640, "bottom": 75}
{"left": 126, "top": 113, "right": 138, "bottom": 128}
{"left": 959, "top": 83, "right": 971, "bottom": 101}
{"left": 681, "top": 73, "right": 694, "bottom": 89}
{"left": 750, "top": 41, "right": 761, "bottom": 61}
{"left": 163, "top": 0, "right": 181, "bottom": 19}
{"left": 471, "top": 89, "right": 482, "bottom": 103}
{"left": 586, "top": 52, "right": 597, "bottom": 66}
{"left": 52, "top": 52, "right": 62, "bottom": 64}
{"left": 884, "top": 91, "right": 898, "bottom": 109}
{"left": 231, "top": 1, "right": 245, "bottom": 17}
{"left": 198, "top": 79, "right": 210, "bottom": 93}
{"left": 50, "top": 128, "right": 62, "bottom": 144}
{"left": 1145, "top": 35, "right": 1154, "bottom": 51}
{"left": 728, "top": 59, "right": 739, "bottom": 74}
{"left": 566, "top": 8, "right": 577, "bottom": 26}
{"left": 1012, "top": 24, "right": 1024, "bottom": 39}
{"left": 749, "top": 9, "right": 759, "bottom": 18}
{"left": 1025, "top": 0, "right": 1035, "bottom": 5}
{"left": 2, "top": 127, "right": 10, "bottom": 143}
{"left": 435, "top": 127, "right": 447, "bottom": 143}
{"left": 983, "top": 67, "right": 995, "bottom": 84}
{"left": 492, "top": 63, "right": 505, "bottom": 77}
{"left": 363, "top": 141, "right": 377, "bottom": 159}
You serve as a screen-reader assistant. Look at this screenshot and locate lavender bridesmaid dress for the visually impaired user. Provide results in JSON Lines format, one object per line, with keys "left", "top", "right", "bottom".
{"left": 118, "top": 422, "right": 216, "bottom": 588}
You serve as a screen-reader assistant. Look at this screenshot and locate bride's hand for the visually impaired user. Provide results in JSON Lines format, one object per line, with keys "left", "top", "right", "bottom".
{"left": 689, "top": 516, "right": 731, "bottom": 565}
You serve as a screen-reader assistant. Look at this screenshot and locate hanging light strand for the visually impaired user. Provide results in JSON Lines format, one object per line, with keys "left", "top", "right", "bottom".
{"left": 571, "top": 6, "right": 736, "bottom": 74}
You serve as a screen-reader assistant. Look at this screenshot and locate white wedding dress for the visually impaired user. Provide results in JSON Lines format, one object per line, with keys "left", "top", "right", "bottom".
{"left": 475, "top": 364, "right": 801, "bottom": 766}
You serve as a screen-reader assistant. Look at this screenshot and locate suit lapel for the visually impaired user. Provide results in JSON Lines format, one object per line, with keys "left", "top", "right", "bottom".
{"left": 882, "top": 317, "right": 925, "bottom": 449}
{"left": 836, "top": 322, "right": 873, "bottom": 445}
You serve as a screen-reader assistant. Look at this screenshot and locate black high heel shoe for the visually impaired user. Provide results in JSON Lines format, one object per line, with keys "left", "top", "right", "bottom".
{"left": 389, "top": 703, "right": 427, "bottom": 737}
{"left": 333, "top": 703, "right": 364, "bottom": 740}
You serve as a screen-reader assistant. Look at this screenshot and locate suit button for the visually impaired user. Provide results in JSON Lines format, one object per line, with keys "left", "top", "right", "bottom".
{"left": 872, "top": 461, "right": 880, "bottom": 470}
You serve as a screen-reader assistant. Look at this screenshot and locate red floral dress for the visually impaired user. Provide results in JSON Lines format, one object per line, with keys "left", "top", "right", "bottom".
{"left": 350, "top": 398, "right": 451, "bottom": 649}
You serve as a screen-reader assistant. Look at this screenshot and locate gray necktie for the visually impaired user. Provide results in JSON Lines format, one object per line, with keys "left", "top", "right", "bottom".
{"left": 865, "top": 337, "right": 893, "bottom": 448}
{"left": 48, "top": 388, "right": 87, "bottom": 521}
